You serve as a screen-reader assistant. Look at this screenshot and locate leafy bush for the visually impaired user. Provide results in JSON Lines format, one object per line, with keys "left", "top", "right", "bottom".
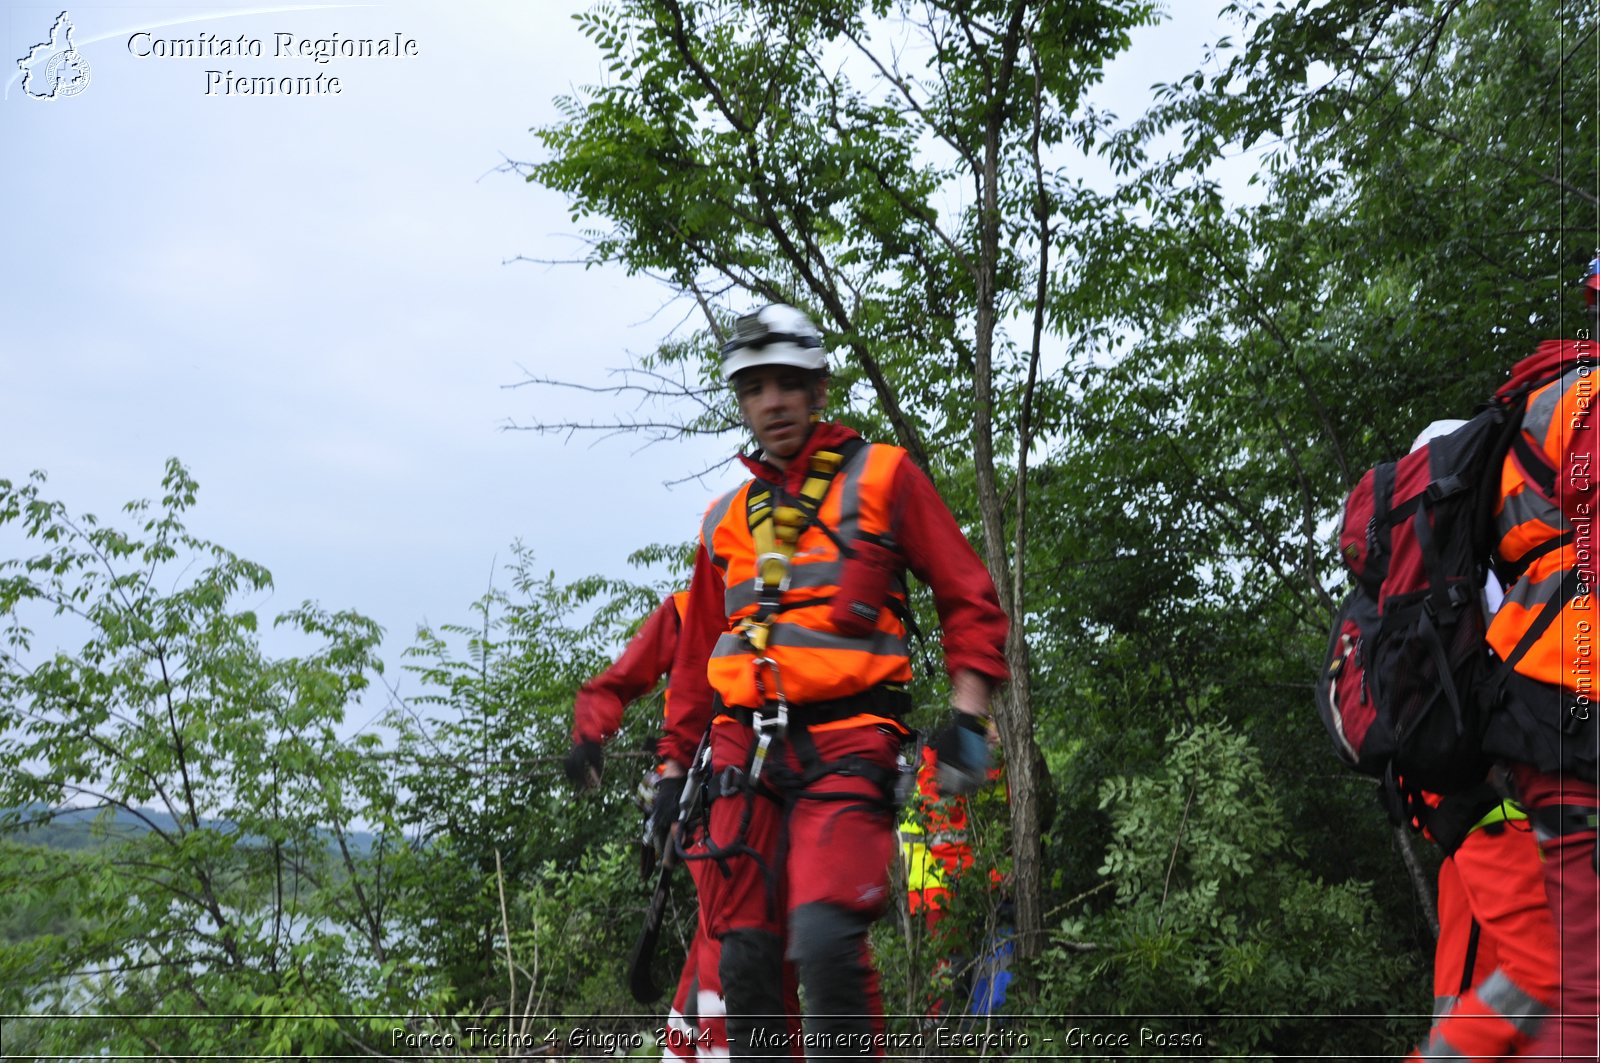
{"left": 1032, "top": 723, "right": 1418, "bottom": 1057}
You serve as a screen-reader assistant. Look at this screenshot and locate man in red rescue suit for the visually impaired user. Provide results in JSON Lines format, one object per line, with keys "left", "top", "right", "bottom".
{"left": 654, "top": 304, "right": 1010, "bottom": 1058}
{"left": 1478, "top": 253, "right": 1600, "bottom": 1059}
{"left": 900, "top": 744, "right": 982, "bottom": 929}
{"left": 565, "top": 591, "right": 732, "bottom": 1061}
{"left": 1392, "top": 425, "right": 1559, "bottom": 1061}
{"left": 1404, "top": 784, "right": 1558, "bottom": 1060}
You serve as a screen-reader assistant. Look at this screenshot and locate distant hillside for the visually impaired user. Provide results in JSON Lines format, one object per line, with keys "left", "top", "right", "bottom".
{"left": 2, "top": 804, "right": 375, "bottom": 856}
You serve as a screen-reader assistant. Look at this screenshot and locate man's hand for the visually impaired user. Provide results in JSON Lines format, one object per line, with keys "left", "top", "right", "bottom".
{"left": 932, "top": 712, "right": 992, "bottom": 797}
{"left": 564, "top": 740, "right": 604, "bottom": 790}
{"left": 644, "top": 773, "right": 687, "bottom": 865}
{"left": 950, "top": 669, "right": 992, "bottom": 716}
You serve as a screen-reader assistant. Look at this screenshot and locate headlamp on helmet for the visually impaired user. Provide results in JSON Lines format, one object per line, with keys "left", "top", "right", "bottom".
{"left": 719, "top": 304, "right": 827, "bottom": 381}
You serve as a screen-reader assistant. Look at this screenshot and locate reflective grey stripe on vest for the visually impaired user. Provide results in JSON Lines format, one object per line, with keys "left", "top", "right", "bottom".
{"left": 711, "top": 622, "right": 910, "bottom": 661}
{"left": 1523, "top": 367, "right": 1591, "bottom": 445}
{"left": 926, "top": 831, "right": 968, "bottom": 848}
{"left": 701, "top": 487, "right": 743, "bottom": 574}
{"left": 1498, "top": 482, "right": 1570, "bottom": 539}
{"left": 1474, "top": 968, "right": 1548, "bottom": 1037}
{"left": 1432, "top": 994, "right": 1455, "bottom": 1020}
{"left": 830, "top": 442, "right": 874, "bottom": 543}
{"left": 725, "top": 560, "right": 846, "bottom": 614}
{"left": 1500, "top": 563, "right": 1580, "bottom": 618}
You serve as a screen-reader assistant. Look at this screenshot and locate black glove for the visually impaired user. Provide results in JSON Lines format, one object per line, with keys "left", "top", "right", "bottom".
{"left": 644, "top": 773, "right": 688, "bottom": 864}
{"left": 931, "top": 712, "right": 992, "bottom": 797}
{"left": 564, "top": 740, "right": 604, "bottom": 790}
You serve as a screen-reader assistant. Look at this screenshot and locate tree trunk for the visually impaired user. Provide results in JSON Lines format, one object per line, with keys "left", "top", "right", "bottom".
{"left": 1393, "top": 824, "right": 1439, "bottom": 939}
{"left": 970, "top": 103, "right": 1043, "bottom": 960}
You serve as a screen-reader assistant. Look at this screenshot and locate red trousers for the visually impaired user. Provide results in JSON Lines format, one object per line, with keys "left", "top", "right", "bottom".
{"left": 665, "top": 927, "right": 724, "bottom": 1061}
{"left": 1514, "top": 767, "right": 1600, "bottom": 1061}
{"left": 690, "top": 720, "right": 900, "bottom": 1059}
{"left": 1408, "top": 818, "right": 1558, "bottom": 1060}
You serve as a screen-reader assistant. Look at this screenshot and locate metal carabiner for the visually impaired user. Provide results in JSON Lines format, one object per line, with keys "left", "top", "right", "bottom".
{"left": 751, "top": 656, "right": 789, "bottom": 733}
{"left": 746, "top": 655, "right": 789, "bottom": 787}
{"left": 747, "top": 727, "right": 776, "bottom": 787}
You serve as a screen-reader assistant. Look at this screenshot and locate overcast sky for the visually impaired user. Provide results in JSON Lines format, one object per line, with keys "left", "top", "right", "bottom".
{"left": 1, "top": 1, "right": 1237, "bottom": 730}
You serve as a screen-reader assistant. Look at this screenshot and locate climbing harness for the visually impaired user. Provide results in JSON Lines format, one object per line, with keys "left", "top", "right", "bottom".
{"left": 680, "top": 440, "right": 912, "bottom": 891}
{"left": 737, "top": 443, "right": 859, "bottom": 784}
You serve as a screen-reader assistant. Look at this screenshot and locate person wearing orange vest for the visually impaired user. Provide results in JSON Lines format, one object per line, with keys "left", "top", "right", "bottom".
{"left": 898, "top": 743, "right": 1012, "bottom": 1019}
{"left": 1404, "top": 784, "right": 1558, "bottom": 1060}
{"left": 565, "top": 592, "right": 731, "bottom": 1061}
{"left": 656, "top": 304, "right": 1010, "bottom": 1059}
{"left": 1387, "top": 426, "right": 1560, "bottom": 1061}
{"left": 1479, "top": 254, "right": 1600, "bottom": 1059}
{"left": 900, "top": 745, "right": 978, "bottom": 926}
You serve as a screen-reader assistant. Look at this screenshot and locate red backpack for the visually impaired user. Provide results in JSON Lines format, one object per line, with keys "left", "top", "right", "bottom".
{"left": 1316, "top": 346, "right": 1581, "bottom": 795}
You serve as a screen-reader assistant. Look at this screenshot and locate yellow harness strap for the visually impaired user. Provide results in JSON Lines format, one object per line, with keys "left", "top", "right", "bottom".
{"left": 1470, "top": 799, "right": 1529, "bottom": 835}
{"left": 739, "top": 449, "right": 846, "bottom": 653}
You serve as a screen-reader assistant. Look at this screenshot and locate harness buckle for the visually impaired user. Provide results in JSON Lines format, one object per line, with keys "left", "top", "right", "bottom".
{"left": 754, "top": 552, "right": 792, "bottom": 594}
{"left": 757, "top": 696, "right": 789, "bottom": 740}
{"left": 716, "top": 765, "right": 746, "bottom": 797}
{"left": 738, "top": 616, "right": 772, "bottom": 653}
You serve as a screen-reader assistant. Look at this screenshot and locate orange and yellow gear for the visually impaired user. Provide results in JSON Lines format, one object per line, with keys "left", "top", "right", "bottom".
{"left": 899, "top": 746, "right": 976, "bottom": 919}
{"left": 700, "top": 440, "right": 912, "bottom": 716}
{"left": 1487, "top": 345, "right": 1600, "bottom": 703}
{"left": 1483, "top": 338, "right": 1600, "bottom": 1059}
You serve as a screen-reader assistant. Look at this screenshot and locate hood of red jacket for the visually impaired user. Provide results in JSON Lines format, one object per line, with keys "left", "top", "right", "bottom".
{"left": 1497, "top": 338, "right": 1597, "bottom": 400}
{"left": 738, "top": 421, "right": 864, "bottom": 492}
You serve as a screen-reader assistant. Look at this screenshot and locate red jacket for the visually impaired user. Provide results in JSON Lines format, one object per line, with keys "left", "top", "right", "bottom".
{"left": 660, "top": 423, "right": 1009, "bottom": 767}
{"left": 571, "top": 592, "right": 687, "bottom": 745}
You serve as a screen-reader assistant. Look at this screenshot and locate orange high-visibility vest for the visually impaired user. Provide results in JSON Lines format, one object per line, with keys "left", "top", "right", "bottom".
{"left": 899, "top": 747, "right": 974, "bottom": 914}
{"left": 1488, "top": 364, "right": 1600, "bottom": 699}
{"left": 700, "top": 443, "right": 912, "bottom": 711}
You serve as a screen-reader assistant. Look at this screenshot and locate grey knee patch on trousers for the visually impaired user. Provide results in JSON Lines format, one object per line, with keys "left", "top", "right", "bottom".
{"left": 720, "top": 929, "right": 786, "bottom": 1057}
{"left": 788, "top": 902, "right": 874, "bottom": 1036}
{"left": 787, "top": 902, "right": 870, "bottom": 967}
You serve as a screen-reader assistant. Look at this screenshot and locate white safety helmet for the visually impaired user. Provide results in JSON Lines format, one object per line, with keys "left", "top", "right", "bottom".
{"left": 1410, "top": 419, "right": 1468, "bottom": 453}
{"left": 719, "top": 304, "right": 827, "bottom": 381}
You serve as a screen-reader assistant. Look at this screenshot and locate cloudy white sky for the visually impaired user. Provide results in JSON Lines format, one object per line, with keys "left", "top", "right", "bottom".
{"left": 1, "top": 1, "right": 1237, "bottom": 727}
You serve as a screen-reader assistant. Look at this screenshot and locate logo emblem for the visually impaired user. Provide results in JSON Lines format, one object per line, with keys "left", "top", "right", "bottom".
{"left": 17, "top": 11, "right": 91, "bottom": 100}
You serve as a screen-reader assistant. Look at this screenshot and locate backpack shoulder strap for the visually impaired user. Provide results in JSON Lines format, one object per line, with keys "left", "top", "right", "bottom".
{"left": 1482, "top": 363, "right": 1587, "bottom": 581}
{"left": 1500, "top": 366, "right": 1574, "bottom": 496}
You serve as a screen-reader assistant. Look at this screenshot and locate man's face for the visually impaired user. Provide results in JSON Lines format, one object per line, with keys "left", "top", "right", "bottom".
{"left": 734, "top": 364, "right": 826, "bottom": 467}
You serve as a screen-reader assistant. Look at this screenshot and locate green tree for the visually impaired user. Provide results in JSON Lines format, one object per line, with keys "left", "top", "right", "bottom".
{"left": 0, "top": 462, "right": 438, "bottom": 1057}
{"left": 382, "top": 552, "right": 687, "bottom": 1032}
{"left": 1025, "top": 0, "right": 1595, "bottom": 1030}
{"left": 1106, "top": 0, "right": 1585, "bottom": 838}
